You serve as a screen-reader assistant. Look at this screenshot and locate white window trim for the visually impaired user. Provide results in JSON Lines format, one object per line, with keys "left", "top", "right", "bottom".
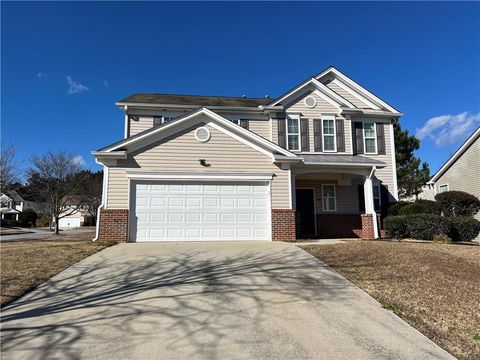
{"left": 438, "top": 184, "right": 449, "bottom": 193}
{"left": 230, "top": 119, "right": 241, "bottom": 125}
{"left": 286, "top": 115, "right": 301, "bottom": 151}
{"left": 321, "top": 184, "right": 337, "bottom": 212}
{"left": 321, "top": 116, "right": 337, "bottom": 153}
{"left": 363, "top": 122, "right": 377, "bottom": 154}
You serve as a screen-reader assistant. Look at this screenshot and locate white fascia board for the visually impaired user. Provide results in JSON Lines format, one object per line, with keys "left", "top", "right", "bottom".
{"left": 430, "top": 127, "right": 480, "bottom": 183}
{"left": 316, "top": 67, "right": 401, "bottom": 114}
{"left": 126, "top": 172, "right": 274, "bottom": 181}
{"left": 91, "top": 151, "right": 127, "bottom": 159}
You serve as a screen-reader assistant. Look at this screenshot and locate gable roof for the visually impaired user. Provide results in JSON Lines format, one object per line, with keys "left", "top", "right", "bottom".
{"left": 94, "top": 107, "right": 298, "bottom": 159}
{"left": 429, "top": 127, "right": 480, "bottom": 183}
{"left": 269, "top": 76, "right": 355, "bottom": 109}
{"left": 117, "top": 93, "right": 271, "bottom": 108}
{"left": 5, "top": 190, "right": 23, "bottom": 202}
{"left": 315, "top": 67, "right": 401, "bottom": 114}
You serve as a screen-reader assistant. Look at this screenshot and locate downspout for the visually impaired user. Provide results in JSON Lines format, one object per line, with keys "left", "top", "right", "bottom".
{"left": 93, "top": 161, "right": 108, "bottom": 241}
{"left": 367, "top": 166, "right": 379, "bottom": 239}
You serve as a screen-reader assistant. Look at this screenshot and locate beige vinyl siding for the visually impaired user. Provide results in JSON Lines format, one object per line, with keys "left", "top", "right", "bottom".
{"left": 296, "top": 178, "right": 362, "bottom": 214}
{"left": 271, "top": 117, "right": 278, "bottom": 144}
{"left": 129, "top": 116, "right": 153, "bottom": 136}
{"left": 358, "top": 121, "right": 396, "bottom": 202}
{"left": 107, "top": 123, "right": 290, "bottom": 209}
{"left": 248, "top": 120, "right": 270, "bottom": 139}
{"left": 325, "top": 81, "right": 372, "bottom": 109}
{"left": 286, "top": 91, "right": 338, "bottom": 116}
{"left": 435, "top": 137, "right": 480, "bottom": 217}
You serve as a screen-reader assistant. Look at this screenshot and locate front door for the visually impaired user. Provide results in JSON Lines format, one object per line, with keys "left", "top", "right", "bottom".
{"left": 296, "top": 189, "right": 316, "bottom": 237}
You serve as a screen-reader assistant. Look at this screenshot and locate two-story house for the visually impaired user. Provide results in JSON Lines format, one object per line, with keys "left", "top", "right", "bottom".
{"left": 92, "top": 67, "right": 401, "bottom": 242}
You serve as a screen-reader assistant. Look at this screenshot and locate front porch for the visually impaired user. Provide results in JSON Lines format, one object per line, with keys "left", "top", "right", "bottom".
{"left": 290, "top": 159, "right": 391, "bottom": 240}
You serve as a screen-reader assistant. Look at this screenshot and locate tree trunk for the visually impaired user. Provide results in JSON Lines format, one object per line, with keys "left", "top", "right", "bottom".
{"left": 54, "top": 216, "right": 60, "bottom": 235}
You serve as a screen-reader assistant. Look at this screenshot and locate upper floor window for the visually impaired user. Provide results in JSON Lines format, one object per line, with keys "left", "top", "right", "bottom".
{"left": 322, "top": 117, "right": 336, "bottom": 152}
{"left": 439, "top": 184, "right": 449, "bottom": 193}
{"left": 363, "top": 122, "right": 377, "bottom": 154}
{"left": 230, "top": 119, "right": 240, "bottom": 125}
{"left": 286, "top": 115, "right": 300, "bottom": 151}
{"left": 322, "top": 184, "right": 336, "bottom": 211}
{"left": 153, "top": 116, "right": 177, "bottom": 126}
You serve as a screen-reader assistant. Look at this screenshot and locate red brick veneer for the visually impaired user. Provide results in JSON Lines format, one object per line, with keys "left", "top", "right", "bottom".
{"left": 272, "top": 209, "right": 296, "bottom": 242}
{"left": 316, "top": 214, "right": 363, "bottom": 238}
{"left": 98, "top": 209, "right": 128, "bottom": 243}
{"left": 361, "top": 214, "right": 375, "bottom": 240}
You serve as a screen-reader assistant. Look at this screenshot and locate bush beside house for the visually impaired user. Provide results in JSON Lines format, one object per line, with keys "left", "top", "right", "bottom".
{"left": 385, "top": 191, "right": 480, "bottom": 242}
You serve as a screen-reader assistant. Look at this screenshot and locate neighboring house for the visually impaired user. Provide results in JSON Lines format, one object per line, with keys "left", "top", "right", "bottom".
{"left": 419, "top": 127, "right": 480, "bottom": 220}
{"left": 92, "top": 66, "right": 401, "bottom": 242}
{"left": 55, "top": 196, "right": 94, "bottom": 229}
{"left": 0, "top": 190, "right": 25, "bottom": 222}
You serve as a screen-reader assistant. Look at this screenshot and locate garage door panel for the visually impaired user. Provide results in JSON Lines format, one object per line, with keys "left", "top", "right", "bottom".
{"left": 132, "top": 181, "right": 271, "bottom": 241}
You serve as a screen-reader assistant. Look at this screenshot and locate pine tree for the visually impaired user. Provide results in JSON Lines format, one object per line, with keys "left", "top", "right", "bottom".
{"left": 393, "top": 119, "right": 430, "bottom": 199}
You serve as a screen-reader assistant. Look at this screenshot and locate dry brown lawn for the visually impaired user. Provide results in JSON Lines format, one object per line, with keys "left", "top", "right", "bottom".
{"left": 303, "top": 241, "right": 480, "bottom": 360}
{"left": 0, "top": 233, "right": 115, "bottom": 306}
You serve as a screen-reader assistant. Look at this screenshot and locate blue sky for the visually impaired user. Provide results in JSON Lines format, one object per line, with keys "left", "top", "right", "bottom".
{"left": 2, "top": 1, "right": 479, "bottom": 177}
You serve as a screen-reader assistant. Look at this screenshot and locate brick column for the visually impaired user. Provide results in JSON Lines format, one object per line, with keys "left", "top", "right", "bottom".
{"left": 272, "top": 209, "right": 296, "bottom": 242}
{"left": 98, "top": 209, "right": 128, "bottom": 243}
{"left": 361, "top": 214, "right": 375, "bottom": 240}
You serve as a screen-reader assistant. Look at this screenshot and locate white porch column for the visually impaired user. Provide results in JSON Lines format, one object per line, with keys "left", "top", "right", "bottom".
{"left": 364, "top": 168, "right": 379, "bottom": 239}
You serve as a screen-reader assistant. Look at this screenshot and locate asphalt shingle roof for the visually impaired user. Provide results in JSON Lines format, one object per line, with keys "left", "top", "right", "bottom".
{"left": 117, "top": 93, "right": 272, "bottom": 107}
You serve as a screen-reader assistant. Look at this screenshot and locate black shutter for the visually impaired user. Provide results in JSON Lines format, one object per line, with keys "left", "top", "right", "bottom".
{"left": 240, "top": 120, "right": 249, "bottom": 130}
{"left": 300, "top": 118, "right": 309, "bottom": 152}
{"left": 336, "top": 119, "right": 345, "bottom": 152}
{"left": 358, "top": 185, "right": 365, "bottom": 213}
{"left": 314, "top": 119, "right": 322, "bottom": 152}
{"left": 278, "top": 118, "right": 286, "bottom": 149}
{"left": 377, "top": 123, "right": 386, "bottom": 155}
{"left": 353, "top": 122, "right": 364, "bottom": 155}
{"left": 380, "top": 184, "right": 390, "bottom": 216}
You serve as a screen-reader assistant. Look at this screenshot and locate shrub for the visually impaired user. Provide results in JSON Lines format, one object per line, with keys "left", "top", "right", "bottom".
{"left": 36, "top": 215, "right": 50, "bottom": 227}
{"left": 415, "top": 199, "right": 441, "bottom": 215}
{"left": 433, "top": 234, "right": 452, "bottom": 244}
{"left": 18, "top": 208, "right": 38, "bottom": 227}
{"left": 384, "top": 215, "right": 409, "bottom": 238}
{"left": 435, "top": 191, "right": 480, "bottom": 217}
{"left": 448, "top": 217, "right": 480, "bottom": 242}
{"left": 405, "top": 214, "right": 451, "bottom": 240}
{"left": 384, "top": 214, "right": 451, "bottom": 240}
{"left": 387, "top": 201, "right": 411, "bottom": 216}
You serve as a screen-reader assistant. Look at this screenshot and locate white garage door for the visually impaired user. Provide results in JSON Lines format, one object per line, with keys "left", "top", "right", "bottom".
{"left": 131, "top": 181, "right": 271, "bottom": 242}
{"left": 58, "top": 216, "right": 81, "bottom": 229}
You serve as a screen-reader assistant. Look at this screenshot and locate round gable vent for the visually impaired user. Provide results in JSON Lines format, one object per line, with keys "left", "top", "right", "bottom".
{"left": 195, "top": 127, "right": 211, "bottom": 143}
{"left": 304, "top": 95, "right": 317, "bottom": 108}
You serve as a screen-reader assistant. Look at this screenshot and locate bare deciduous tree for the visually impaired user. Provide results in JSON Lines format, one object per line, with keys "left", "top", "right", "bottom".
{"left": 0, "top": 144, "right": 18, "bottom": 191}
{"left": 74, "top": 170, "right": 103, "bottom": 224}
{"left": 28, "top": 151, "right": 84, "bottom": 235}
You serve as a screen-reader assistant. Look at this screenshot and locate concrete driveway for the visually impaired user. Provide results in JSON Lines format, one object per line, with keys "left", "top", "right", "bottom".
{"left": 0, "top": 242, "right": 453, "bottom": 360}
